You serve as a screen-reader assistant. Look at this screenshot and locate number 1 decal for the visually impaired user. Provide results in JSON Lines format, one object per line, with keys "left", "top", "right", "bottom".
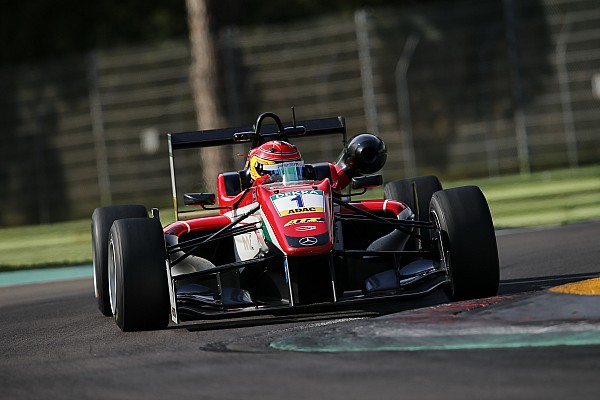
{"left": 290, "top": 194, "right": 304, "bottom": 208}
{"left": 270, "top": 190, "right": 324, "bottom": 216}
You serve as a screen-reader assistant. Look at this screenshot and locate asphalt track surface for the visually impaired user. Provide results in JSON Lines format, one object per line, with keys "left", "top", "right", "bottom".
{"left": 1, "top": 221, "right": 600, "bottom": 399}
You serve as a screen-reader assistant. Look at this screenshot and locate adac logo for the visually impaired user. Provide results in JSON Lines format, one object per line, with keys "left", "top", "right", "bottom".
{"left": 280, "top": 207, "right": 323, "bottom": 216}
{"left": 284, "top": 217, "right": 324, "bottom": 227}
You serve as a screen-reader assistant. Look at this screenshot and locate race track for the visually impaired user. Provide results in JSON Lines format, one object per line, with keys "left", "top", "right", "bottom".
{"left": 1, "top": 221, "right": 599, "bottom": 399}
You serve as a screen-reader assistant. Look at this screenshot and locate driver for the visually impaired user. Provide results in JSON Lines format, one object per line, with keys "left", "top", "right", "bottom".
{"left": 246, "top": 140, "right": 304, "bottom": 185}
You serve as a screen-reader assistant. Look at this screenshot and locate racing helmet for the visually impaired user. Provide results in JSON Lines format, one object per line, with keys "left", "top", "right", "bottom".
{"left": 247, "top": 140, "right": 303, "bottom": 182}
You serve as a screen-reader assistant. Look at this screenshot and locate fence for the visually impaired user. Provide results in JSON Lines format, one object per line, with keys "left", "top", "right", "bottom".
{"left": 0, "top": 0, "right": 599, "bottom": 226}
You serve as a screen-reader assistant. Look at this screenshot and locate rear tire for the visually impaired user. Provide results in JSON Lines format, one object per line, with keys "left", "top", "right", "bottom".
{"left": 92, "top": 205, "right": 147, "bottom": 316}
{"left": 430, "top": 186, "right": 499, "bottom": 301}
{"left": 108, "top": 217, "right": 170, "bottom": 332}
{"left": 384, "top": 176, "right": 442, "bottom": 221}
{"left": 385, "top": 176, "right": 442, "bottom": 251}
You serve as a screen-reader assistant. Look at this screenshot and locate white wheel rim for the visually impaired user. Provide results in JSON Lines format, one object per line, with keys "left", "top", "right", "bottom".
{"left": 108, "top": 236, "right": 117, "bottom": 316}
{"left": 92, "top": 251, "right": 99, "bottom": 299}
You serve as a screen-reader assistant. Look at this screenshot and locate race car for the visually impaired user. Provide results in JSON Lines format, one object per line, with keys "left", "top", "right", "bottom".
{"left": 92, "top": 112, "right": 499, "bottom": 332}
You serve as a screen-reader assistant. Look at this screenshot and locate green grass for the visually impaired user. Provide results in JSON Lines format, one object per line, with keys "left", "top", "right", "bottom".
{"left": 0, "top": 165, "right": 598, "bottom": 271}
{"left": 0, "top": 219, "right": 93, "bottom": 271}
{"left": 447, "top": 165, "right": 600, "bottom": 228}
{"left": 0, "top": 210, "right": 176, "bottom": 272}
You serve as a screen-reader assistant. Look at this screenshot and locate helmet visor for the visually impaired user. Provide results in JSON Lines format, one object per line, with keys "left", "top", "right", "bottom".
{"left": 262, "top": 161, "right": 304, "bottom": 184}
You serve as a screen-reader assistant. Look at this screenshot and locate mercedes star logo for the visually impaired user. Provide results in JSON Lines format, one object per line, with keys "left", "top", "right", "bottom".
{"left": 299, "top": 236, "right": 318, "bottom": 246}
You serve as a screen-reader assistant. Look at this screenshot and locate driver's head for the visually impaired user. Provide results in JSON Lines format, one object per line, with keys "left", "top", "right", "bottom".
{"left": 246, "top": 140, "right": 302, "bottom": 181}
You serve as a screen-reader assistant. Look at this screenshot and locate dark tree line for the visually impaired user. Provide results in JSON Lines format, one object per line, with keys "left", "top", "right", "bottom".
{"left": 1, "top": 0, "right": 412, "bottom": 65}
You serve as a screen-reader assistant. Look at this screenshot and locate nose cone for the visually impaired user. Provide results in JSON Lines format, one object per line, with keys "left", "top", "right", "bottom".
{"left": 258, "top": 180, "right": 333, "bottom": 256}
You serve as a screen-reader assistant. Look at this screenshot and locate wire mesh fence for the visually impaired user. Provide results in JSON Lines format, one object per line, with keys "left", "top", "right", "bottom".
{"left": 0, "top": 0, "right": 598, "bottom": 226}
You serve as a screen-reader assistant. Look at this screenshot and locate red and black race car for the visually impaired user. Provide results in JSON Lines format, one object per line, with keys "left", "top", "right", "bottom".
{"left": 92, "top": 112, "right": 499, "bottom": 332}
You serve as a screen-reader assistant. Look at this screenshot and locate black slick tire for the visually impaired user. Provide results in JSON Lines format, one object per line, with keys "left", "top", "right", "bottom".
{"left": 430, "top": 186, "right": 499, "bottom": 301}
{"left": 384, "top": 176, "right": 442, "bottom": 250}
{"left": 384, "top": 176, "right": 442, "bottom": 221}
{"left": 92, "top": 205, "right": 147, "bottom": 316}
{"left": 108, "top": 217, "right": 169, "bottom": 332}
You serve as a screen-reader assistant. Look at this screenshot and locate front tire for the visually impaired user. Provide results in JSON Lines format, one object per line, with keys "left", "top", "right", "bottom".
{"left": 430, "top": 186, "right": 499, "bottom": 301}
{"left": 92, "top": 205, "right": 148, "bottom": 316}
{"left": 108, "top": 217, "right": 169, "bottom": 332}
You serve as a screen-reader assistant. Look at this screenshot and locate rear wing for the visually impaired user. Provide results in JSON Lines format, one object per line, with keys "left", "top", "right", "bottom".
{"left": 168, "top": 116, "right": 346, "bottom": 150}
{"left": 167, "top": 116, "right": 346, "bottom": 220}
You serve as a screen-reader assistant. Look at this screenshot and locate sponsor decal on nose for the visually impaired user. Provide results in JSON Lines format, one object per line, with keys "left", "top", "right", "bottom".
{"left": 284, "top": 217, "right": 325, "bottom": 227}
{"left": 295, "top": 225, "right": 317, "bottom": 232}
{"left": 299, "top": 236, "right": 318, "bottom": 246}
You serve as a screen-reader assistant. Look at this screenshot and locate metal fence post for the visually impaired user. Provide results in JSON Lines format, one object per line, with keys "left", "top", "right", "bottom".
{"left": 503, "top": 0, "right": 531, "bottom": 175}
{"left": 32, "top": 119, "right": 49, "bottom": 224}
{"left": 396, "top": 33, "right": 420, "bottom": 178}
{"left": 556, "top": 15, "right": 579, "bottom": 169}
{"left": 87, "top": 51, "right": 113, "bottom": 206}
{"left": 220, "top": 28, "right": 242, "bottom": 126}
{"left": 355, "top": 9, "right": 379, "bottom": 134}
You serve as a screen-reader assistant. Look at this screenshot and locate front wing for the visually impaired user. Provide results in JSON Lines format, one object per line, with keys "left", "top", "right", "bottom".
{"left": 164, "top": 212, "right": 449, "bottom": 323}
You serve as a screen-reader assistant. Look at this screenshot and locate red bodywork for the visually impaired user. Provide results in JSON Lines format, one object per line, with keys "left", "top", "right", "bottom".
{"left": 163, "top": 163, "right": 409, "bottom": 258}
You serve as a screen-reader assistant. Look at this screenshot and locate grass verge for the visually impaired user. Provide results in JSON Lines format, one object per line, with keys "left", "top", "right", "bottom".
{"left": 0, "top": 165, "right": 598, "bottom": 271}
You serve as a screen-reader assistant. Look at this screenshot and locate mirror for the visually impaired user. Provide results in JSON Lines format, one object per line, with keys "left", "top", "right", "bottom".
{"left": 184, "top": 193, "right": 216, "bottom": 206}
{"left": 351, "top": 174, "right": 383, "bottom": 190}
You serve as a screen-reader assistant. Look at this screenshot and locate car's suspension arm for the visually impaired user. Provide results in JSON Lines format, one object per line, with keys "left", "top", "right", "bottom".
{"left": 170, "top": 204, "right": 260, "bottom": 267}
